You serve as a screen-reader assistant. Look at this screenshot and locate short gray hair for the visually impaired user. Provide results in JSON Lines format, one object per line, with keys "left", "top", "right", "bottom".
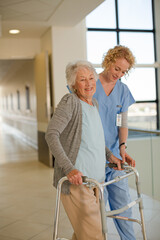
{"left": 65, "top": 60, "right": 98, "bottom": 92}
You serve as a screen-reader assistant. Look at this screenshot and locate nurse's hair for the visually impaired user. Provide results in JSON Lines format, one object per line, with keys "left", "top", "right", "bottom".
{"left": 102, "top": 45, "right": 136, "bottom": 74}
{"left": 66, "top": 60, "right": 98, "bottom": 93}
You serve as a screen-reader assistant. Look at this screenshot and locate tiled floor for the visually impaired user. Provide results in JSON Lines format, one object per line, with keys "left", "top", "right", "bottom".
{"left": 0, "top": 122, "right": 160, "bottom": 240}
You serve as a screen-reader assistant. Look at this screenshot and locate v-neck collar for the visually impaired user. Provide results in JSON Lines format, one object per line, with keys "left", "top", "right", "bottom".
{"left": 98, "top": 79, "right": 119, "bottom": 98}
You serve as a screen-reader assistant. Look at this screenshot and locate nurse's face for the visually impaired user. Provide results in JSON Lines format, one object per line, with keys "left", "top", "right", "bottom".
{"left": 107, "top": 58, "right": 130, "bottom": 83}
{"left": 73, "top": 67, "right": 96, "bottom": 104}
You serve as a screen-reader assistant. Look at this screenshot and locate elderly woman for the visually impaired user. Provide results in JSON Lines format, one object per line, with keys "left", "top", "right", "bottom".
{"left": 45, "top": 60, "right": 121, "bottom": 240}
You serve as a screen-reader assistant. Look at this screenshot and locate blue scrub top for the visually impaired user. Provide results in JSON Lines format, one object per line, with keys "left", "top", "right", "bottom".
{"left": 94, "top": 79, "right": 135, "bottom": 159}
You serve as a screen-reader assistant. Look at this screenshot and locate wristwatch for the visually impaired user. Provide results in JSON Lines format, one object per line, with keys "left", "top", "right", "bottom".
{"left": 119, "top": 142, "right": 127, "bottom": 149}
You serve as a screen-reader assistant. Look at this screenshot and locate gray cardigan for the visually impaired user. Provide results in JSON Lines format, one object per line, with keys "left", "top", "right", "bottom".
{"left": 45, "top": 93, "right": 112, "bottom": 194}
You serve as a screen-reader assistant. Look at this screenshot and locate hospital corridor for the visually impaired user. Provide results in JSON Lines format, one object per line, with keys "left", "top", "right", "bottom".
{"left": 0, "top": 121, "right": 159, "bottom": 240}
{"left": 0, "top": 0, "right": 160, "bottom": 239}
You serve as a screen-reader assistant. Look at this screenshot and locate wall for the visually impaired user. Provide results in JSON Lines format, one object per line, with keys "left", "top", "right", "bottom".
{"left": 51, "top": 20, "right": 87, "bottom": 107}
{"left": 41, "top": 28, "right": 52, "bottom": 55}
{"left": 0, "top": 38, "right": 41, "bottom": 59}
{"left": 128, "top": 136, "right": 160, "bottom": 201}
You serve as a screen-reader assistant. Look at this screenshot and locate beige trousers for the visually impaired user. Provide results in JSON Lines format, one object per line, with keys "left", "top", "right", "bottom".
{"left": 61, "top": 184, "right": 104, "bottom": 240}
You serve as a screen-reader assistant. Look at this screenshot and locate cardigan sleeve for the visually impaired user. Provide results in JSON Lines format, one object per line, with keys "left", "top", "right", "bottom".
{"left": 45, "top": 94, "right": 76, "bottom": 175}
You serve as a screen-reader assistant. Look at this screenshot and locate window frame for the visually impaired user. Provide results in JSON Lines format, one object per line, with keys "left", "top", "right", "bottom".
{"left": 86, "top": 0, "right": 159, "bottom": 129}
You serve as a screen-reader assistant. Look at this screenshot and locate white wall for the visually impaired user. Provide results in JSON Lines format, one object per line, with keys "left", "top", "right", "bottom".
{"left": 127, "top": 136, "right": 160, "bottom": 201}
{"left": 51, "top": 20, "right": 87, "bottom": 107}
{"left": 41, "top": 28, "right": 52, "bottom": 55}
{"left": 0, "top": 38, "right": 41, "bottom": 59}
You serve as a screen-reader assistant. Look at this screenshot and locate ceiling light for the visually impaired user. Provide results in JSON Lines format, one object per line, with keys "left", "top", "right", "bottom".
{"left": 9, "top": 29, "right": 20, "bottom": 34}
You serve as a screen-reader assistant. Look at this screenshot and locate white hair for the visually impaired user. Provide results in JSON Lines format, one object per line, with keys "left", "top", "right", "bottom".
{"left": 65, "top": 60, "right": 98, "bottom": 92}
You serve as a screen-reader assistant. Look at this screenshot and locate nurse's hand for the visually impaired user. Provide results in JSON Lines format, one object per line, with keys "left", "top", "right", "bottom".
{"left": 120, "top": 146, "right": 135, "bottom": 167}
{"left": 67, "top": 169, "right": 83, "bottom": 185}
{"left": 120, "top": 145, "right": 126, "bottom": 163}
{"left": 125, "top": 152, "right": 135, "bottom": 167}
{"left": 108, "top": 154, "right": 122, "bottom": 170}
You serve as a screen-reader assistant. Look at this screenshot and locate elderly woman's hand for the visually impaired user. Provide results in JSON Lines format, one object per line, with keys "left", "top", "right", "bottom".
{"left": 67, "top": 169, "right": 83, "bottom": 185}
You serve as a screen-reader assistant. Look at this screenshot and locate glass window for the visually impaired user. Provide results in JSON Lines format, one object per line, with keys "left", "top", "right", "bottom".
{"left": 6, "top": 96, "right": 8, "bottom": 110}
{"left": 3, "top": 96, "right": 5, "bottom": 110}
{"left": 121, "top": 68, "right": 156, "bottom": 101}
{"left": 86, "top": 0, "right": 157, "bottom": 130}
{"left": 10, "top": 93, "right": 13, "bottom": 110}
{"left": 128, "top": 102, "right": 157, "bottom": 130}
{"left": 17, "top": 90, "right": 20, "bottom": 110}
{"left": 119, "top": 32, "right": 155, "bottom": 64}
{"left": 25, "top": 86, "right": 30, "bottom": 110}
{"left": 87, "top": 31, "right": 117, "bottom": 64}
{"left": 86, "top": 0, "right": 116, "bottom": 29}
{"left": 95, "top": 67, "right": 103, "bottom": 74}
{"left": 118, "top": 0, "right": 153, "bottom": 29}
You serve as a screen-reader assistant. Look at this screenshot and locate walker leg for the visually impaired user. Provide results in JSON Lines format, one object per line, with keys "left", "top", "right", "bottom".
{"left": 135, "top": 173, "right": 147, "bottom": 240}
{"left": 99, "top": 190, "right": 108, "bottom": 239}
{"left": 53, "top": 184, "right": 61, "bottom": 240}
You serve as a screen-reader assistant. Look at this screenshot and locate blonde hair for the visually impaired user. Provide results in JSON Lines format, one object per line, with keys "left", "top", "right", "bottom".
{"left": 66, "top": 60, "right": 98, "bottom": 92}
{"left": 102, "top": 45, "right": 136, "bottom": 74}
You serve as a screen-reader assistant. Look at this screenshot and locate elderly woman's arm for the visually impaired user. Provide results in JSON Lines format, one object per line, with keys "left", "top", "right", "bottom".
{"left": 45, "top": 94, "right": 83, "bottom": 185}
{"left": 45, "top": 96, "right": 73, "bottom": 173}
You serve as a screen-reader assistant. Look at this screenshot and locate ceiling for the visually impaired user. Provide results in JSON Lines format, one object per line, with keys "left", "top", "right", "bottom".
{"left": 0, "top": 0, "right": 104, "bottom": 82}
{"left": 0, "top": 0, "right": 61, "bottom": 38}
{"left": 0, "top": 0, "right": 104, "bottom": 38}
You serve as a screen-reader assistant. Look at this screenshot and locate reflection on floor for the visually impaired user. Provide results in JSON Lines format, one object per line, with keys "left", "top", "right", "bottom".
{"left": 0, "top": 123, "right": 160, "bottom": 240}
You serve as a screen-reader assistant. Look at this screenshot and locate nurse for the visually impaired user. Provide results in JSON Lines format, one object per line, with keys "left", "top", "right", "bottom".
{"left": 94, "top": 45, "right": 136, "bottom": 240}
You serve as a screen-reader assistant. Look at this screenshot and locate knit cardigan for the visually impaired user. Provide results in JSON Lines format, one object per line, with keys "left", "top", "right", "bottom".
{"left": 45, "top": 93, "right": 112, "bottom": 194}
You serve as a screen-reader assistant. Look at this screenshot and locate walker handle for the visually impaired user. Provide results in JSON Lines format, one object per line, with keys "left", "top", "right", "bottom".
{"left": 107, "top": 162, "right": 128, "bottom": 169}
{"left": 82, "top": 176, "right": 88, "bottom": 183}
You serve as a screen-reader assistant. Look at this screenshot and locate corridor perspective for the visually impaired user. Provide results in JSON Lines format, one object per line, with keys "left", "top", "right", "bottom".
{"left": 0, "top": 121, "right": 160, "bottom": 240}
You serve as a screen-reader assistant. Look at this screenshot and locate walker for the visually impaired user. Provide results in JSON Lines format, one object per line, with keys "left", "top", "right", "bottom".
{"left": 53, "top": 163, "right": 147, "bottom": 240}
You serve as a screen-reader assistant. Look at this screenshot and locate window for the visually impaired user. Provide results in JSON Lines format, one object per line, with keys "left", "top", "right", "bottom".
{"left": 86, "top": 0, "right": 157, "bottom": 131}
{"left": 2, "top": 96, "right": 5, "bottom": 110}
{"left": 25, "top": 86, "right": 30, "bottom": 110}
{"left": 6, "top": 95, "right": 8, "bottom": 110}
{"left": 10, "top": 93, "right": 13, "bottom": 110}
{"left": 17, "top": 90, "right": 20, "bottom": 110}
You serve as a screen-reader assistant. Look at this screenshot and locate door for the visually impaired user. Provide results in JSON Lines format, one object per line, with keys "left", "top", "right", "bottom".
{"left": 34, "top": 51, "right": 53, "bottom": 167}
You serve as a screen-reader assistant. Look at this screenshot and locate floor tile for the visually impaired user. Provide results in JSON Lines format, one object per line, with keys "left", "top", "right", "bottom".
{"left": 0, "top": 123, "right": 160, "bottom": 240}
{"left": 0, "top": 220, "right": 49, "bottom": 240}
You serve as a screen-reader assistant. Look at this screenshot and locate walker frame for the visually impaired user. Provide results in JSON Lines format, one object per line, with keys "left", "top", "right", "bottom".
{"left": 53, "top": 163, "right": 147, "bottom": 240}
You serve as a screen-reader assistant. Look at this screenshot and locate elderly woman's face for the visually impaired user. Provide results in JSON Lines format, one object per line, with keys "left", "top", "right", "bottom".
{"left": 73, "top": 67, "right": 96, "bottom": 103}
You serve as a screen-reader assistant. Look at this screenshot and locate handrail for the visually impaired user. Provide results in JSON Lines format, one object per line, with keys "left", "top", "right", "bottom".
{"left": 93, "top": 62, "right": 160, "bottom": 68}
{"left": 128, "top": 128, "right": 160, "bottom": 135}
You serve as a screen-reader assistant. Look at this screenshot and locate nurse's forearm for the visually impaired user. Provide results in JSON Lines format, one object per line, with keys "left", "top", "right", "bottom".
{"left": 119, "top": 111, "right": 128, "bottom": 146}
{"left": 119, "top": 127, "right": 128, "bottom": 146}
{"left": 119, "top": 127, "right": 128, "bottom": 162}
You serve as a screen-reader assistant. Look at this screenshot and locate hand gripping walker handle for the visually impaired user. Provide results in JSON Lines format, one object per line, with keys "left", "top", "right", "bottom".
{"left": 107, "top": 162, "right": 129, "bottom": 169}
{"left": 81, "top": 176, "right": 88, "bottom": 183}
